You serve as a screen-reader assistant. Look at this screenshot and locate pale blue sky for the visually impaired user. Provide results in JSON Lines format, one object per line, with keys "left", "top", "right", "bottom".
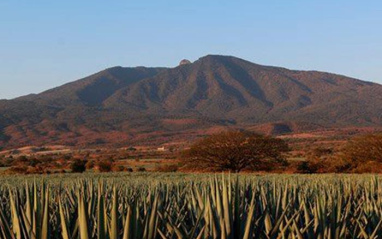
{"left": 1, "top": 1, "right": 381, "bottom": 99}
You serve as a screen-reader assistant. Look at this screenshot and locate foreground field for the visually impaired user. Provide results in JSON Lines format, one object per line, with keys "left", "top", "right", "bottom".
{"left": 1, "top": 173, "right": 382, "bottom": 238}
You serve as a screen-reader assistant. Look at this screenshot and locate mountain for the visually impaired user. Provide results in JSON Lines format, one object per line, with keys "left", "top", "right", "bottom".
{"left": 1, "top": 55, "right": 382, "bottom": 149}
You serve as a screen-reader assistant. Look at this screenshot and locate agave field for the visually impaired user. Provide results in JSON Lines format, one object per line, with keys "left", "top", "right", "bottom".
{"left": 1, "top": 173, "right": 382, "bottom": 239}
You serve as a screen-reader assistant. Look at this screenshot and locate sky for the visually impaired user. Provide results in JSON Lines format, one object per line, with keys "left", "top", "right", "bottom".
{"left": 1, "top": 1, "right": 382, "bottom": 99}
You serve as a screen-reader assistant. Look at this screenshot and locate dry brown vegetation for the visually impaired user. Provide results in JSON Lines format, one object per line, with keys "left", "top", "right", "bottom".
{"left": 293, "top": 134, "right": 382, "bottom": 173}
{"left": 2, "top": 131, "right": 382, "bottom": 175}
{"left": 0, "top": 145, "right": 176, "bottom": 174}
{"left": 183, "top": 131, "right": 289, "bottom": 172}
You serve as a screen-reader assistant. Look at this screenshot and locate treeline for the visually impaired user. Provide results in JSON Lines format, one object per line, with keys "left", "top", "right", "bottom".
{"left": 296, "top": 134, "right": 382, "bottom": 173}
{"left": 2, "top": 131, "right": 382, "bottom": 174}
{"left": 182, "top": 131, "right": 382, "bottom": 174}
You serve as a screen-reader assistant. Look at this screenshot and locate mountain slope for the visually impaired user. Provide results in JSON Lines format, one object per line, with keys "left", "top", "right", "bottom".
{"left": 1, "top": 55, "right": 382, "bottom": 148}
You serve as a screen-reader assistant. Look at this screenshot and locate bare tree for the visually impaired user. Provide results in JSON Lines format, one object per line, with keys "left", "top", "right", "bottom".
{"left": 183, "top": 131, "right": 289, "bottom": 172}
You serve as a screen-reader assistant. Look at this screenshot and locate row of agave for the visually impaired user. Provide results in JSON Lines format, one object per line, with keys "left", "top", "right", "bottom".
{"left": 1, "top": 174, "right": 382, "bottom": 238}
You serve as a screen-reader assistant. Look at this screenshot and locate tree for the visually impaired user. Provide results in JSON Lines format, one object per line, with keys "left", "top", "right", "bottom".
{"left": 96, "top": 160, "right": 113, "bottom": 172}
{"left": 70, "top": 160, "right": 87, "bottom": 173}
{"left": 341, "top": 134, "right": 382, "bottom": 166}
{"left": 183, "top": 131, "right": 289, "bottom": 172}
{"left": 296, "top": 161, "right": 316, "bottom": 174}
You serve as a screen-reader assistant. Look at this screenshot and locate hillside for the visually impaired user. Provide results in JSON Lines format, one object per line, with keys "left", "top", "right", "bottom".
{"left": 1, "top": 55, "right": 382, "bottom": 149}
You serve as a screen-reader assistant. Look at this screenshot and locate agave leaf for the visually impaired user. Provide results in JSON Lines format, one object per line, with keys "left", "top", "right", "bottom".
{"left": 59, "top": 197, "right": 70, "bottom": 239}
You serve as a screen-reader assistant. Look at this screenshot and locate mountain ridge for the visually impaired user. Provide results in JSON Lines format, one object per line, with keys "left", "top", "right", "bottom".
{"left": 1, "top": 54, "right": 382, "bottom": 149}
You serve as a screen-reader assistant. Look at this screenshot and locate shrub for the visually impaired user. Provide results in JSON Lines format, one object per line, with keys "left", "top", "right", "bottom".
{"left": 70, "top": 160, "right": 87, "bottom": 173}
{"left": 17, "top": 155, "right": 28, "bottom": 161}
{"left": 11, "top": 150, "right": 21, "bottom": 155}
{"left": 297, "top": 156, "right": 353, "bottom": 174}
{"left": 296, "top": 161, "right": 317, "bottom": 174}
{"left": 127, "top": 147, "right": 137, "bottom": 151}
{"left": 7, "top": 166, "right": 28, "bottom": 174}
{"left": 29, "top": 158, "right": 42, "bottom": 167}
{"left": 112, "top": 165, "right": 125, "bottom": 172}
{"left": 136, "top": 167, "right": 146, "bottom": 172}
{"left": 11, "top": 156, "right": 29, "bottom": 166}
{"left": 155, "top": 164, "right": 179, "bottom": 172}
{"left": 124, "top": 167, "right": 133, "bottom": 172}
{"left": 26, "top": 166, "right": 42, "bottom": 174}
{"left": 97, "top": 160, "right": 113, "bottom": 172}
{"left": 85, "top": 160, "right": 95, "bottom": 170}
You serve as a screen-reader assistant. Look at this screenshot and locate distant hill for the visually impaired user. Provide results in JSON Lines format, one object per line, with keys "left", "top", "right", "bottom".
{"left": 1, "top": 55, "right": 382, "bottom": 149}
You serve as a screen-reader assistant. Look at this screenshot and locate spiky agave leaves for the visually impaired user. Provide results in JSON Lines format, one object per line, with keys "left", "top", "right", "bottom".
{"left": 3, "top": 174, "right": 382, "bottom": 238}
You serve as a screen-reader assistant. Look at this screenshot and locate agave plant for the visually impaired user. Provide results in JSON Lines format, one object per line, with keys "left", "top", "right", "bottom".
{"left": 0, "top": 173, "right": 382, "bottom": 238}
